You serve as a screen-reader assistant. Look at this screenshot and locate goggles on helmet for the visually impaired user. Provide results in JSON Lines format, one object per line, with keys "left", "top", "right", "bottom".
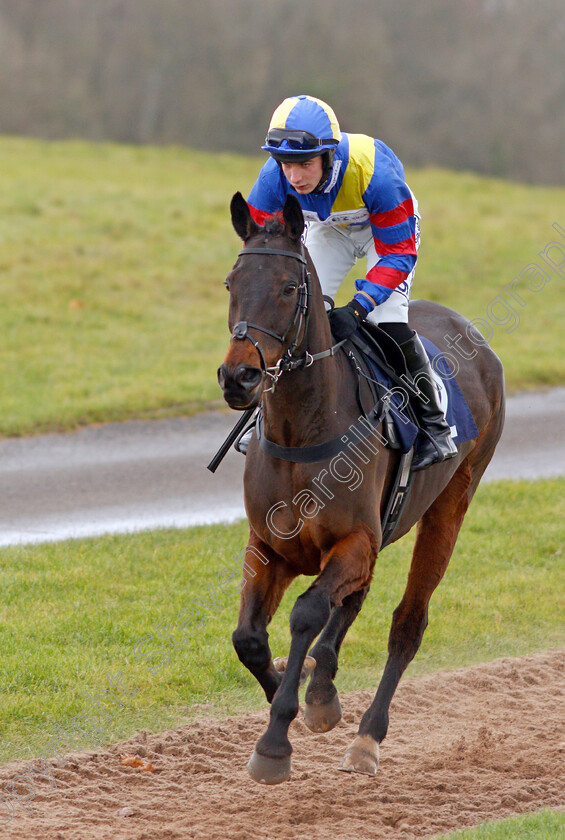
{"left": 265, "top": 128, "right": 338, "bottom": 152}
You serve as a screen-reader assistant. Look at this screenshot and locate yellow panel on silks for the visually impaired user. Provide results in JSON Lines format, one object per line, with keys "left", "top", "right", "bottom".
{"left": 330, "top": 134, "right": 375, "bottom": 215}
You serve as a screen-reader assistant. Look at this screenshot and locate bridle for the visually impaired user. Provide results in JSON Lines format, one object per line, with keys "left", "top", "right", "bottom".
{"left": 231, "top": 244, "right": 343, "bottom": 392}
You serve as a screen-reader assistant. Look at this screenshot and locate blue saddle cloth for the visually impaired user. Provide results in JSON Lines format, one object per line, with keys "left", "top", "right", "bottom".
{"left": 363, "top": 335, "right": 479, "bottom": 454}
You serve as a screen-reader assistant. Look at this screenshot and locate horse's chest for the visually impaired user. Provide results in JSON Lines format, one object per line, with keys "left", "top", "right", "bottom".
{"left": 247, "top": 487, "right": 344, "bottom": 575}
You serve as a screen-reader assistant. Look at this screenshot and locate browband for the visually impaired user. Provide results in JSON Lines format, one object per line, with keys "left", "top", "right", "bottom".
{"left": 238, "top": 247, "right": 307, "bottom": 264}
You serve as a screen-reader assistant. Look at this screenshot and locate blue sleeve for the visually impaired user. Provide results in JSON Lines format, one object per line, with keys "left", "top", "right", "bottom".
{"left": 248, "top": 159, "right": 288, "bottom": 222}
{"left": 354, "top": 149, "right": 417, "bottom": 311}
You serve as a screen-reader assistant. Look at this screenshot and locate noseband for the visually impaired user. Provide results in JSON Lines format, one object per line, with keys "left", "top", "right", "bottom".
{"left": 231, "top": 246, "right": 312, "bottom": 391}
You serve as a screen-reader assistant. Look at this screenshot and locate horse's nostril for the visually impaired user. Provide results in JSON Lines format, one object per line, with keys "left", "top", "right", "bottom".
{"left": 239, "top": 367, "right": 262, "bottom": 388}
{"left": 218, "top": 364, "right": 261, "bottom": 394}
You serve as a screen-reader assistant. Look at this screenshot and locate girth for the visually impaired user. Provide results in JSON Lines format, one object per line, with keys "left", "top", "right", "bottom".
{"left": 255, "top": 402, "right": 387, "bottom": 464}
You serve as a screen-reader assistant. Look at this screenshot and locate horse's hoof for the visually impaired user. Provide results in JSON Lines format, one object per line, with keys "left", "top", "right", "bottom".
{"left": 247, "top": 750, "right": 291, "bottom": 785}
{"left": 304, "top": 694, "right": 343, "bottom": 733}
{"left": 273, "top": 655, "right": 316, "bottom": 687}
{"left": 339, "top": 735, "right": 379, "bottom": 776}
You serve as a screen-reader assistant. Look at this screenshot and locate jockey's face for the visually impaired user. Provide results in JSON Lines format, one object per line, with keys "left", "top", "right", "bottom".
{"left": 281, "top": 155, "right": 324, "bottom": 194}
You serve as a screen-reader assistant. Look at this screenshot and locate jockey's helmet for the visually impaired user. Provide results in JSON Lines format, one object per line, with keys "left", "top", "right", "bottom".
{"left": 262, "top": 95, "right": 341, "bottom": 191}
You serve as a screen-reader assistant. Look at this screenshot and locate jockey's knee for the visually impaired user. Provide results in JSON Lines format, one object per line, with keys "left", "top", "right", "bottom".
{"left": 378, "top": 322, "right": 414, "bottom": 345}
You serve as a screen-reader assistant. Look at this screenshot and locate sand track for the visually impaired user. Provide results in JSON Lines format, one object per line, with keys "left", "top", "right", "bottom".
{"left": 2, "top": 649, "right": 563, "bottom": 839}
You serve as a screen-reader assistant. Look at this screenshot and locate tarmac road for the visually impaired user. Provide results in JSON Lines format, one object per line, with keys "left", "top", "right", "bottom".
{"left": 1, "top": 388, "right": 564, "bottom": 547}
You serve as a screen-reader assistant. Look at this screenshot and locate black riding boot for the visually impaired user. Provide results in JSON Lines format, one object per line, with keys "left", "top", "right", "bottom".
{"left": 400, "top": 333, "right": 458, "bottom": 471}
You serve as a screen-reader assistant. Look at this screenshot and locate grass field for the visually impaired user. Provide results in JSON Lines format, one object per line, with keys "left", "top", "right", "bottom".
{"left": 1, "top": 477, "right": 563, "bottom": 766}
{"left": 1, "top": 135, "right": 565, "bottom": 437}
{"left": 433, "top": 810, "right": 565, "bottom": 840}
{"left": 2, "top": 137, "right": 564, "bottom": 836}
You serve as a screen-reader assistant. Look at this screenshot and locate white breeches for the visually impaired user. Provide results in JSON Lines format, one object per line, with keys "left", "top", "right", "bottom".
{"left": 304, "top": 194, "right": 421, "bottom": 325}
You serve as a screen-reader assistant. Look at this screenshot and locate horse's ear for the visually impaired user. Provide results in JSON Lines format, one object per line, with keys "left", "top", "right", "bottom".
{"left": 231, "top": 192, "right": 260, "bottom": 241}
{"left": 282, "top": 194, "right": 305, "bottom": 242}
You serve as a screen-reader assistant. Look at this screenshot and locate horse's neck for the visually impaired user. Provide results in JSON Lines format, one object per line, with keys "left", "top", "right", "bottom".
{"left": 261, "top": 309, "right": 341, "bottom": 448}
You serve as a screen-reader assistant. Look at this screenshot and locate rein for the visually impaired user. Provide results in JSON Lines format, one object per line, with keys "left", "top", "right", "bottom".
{"left": 232, "top": 245, "right": 344, "bottom": 392}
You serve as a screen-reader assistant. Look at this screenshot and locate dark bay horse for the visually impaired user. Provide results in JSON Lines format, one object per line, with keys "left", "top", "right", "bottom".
{"left": 218, "top": 192, "right": 505, "bottom": 785}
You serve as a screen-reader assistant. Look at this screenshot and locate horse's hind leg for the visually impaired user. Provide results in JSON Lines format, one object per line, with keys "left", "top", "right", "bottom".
{"left": 341, "top": 461, "right": 473, "bottom": 776}
{"left": 248, "top": 523, "right": 376, "bottom": 785}
{"left": 232, "top": 533, "right": 297, "bottom": 703}
{"left": 304, "top": 586, "right": 370, "bottom": 732}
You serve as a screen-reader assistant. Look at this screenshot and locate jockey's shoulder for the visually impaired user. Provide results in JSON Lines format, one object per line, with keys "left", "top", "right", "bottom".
{"left": 336, "top": 133, "right": 406, "bottom": 185}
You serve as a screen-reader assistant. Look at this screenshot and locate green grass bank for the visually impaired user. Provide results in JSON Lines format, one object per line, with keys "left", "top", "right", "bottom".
{"left": 1, "top": 477, "right": 563, "bottom": 764}
{"left": 1, "top": 136, "right": 565, "bottom": 436}
{"left": 434, "top": 809, "right": 565, "bottom": 840}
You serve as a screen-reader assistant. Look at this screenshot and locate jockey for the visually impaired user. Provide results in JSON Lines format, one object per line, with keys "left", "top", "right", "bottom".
{"left": 243, "top": 94, "right": 456, "bottom": 471}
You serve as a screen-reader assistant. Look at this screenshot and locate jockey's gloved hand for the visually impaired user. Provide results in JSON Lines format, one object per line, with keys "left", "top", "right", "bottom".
{"left": 328, "top": 299, "right": 368, "bottom": 341}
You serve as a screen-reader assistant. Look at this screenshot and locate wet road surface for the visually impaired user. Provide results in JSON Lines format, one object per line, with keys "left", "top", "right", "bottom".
{"left": 1, "top": 388, "right": 564, "bottom": 546}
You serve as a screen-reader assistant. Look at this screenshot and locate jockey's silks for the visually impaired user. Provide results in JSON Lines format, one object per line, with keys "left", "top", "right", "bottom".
{"left": 248, "top": 133, "right": 418, "bottom": 308}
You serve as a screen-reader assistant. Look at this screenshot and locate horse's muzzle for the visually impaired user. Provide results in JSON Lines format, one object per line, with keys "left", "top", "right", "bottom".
{"left": 217, "top": 363, "right": 263, "bottom": 409}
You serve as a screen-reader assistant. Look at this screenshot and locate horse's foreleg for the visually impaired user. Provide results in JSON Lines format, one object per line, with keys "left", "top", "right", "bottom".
{"left": 232, "top": 534, "right": 296, "bottom": 704}
{"left": 248, "top": 523, "right": 376, "bottom": 784}
{"left": 304, "top": 585, "right": 370, "bottom": 732}
{"left": 341, "top": 462, "right": 473, "bottom": 777}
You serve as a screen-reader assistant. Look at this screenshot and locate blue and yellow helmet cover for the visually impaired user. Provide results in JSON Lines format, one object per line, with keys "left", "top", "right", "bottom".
{"left": 262, "top": 95, "right": 341, "bottom": 158}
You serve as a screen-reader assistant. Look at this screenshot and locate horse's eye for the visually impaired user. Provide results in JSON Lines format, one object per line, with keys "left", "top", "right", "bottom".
{"left": 224, "top": 278, "right": 231, "bottom": 291}
{"left": 283, "top": 282, "right": 297, "bottom": 296}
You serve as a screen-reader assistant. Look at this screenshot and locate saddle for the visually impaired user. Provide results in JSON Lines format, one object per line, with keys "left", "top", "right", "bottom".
{"left": 345, "top": 323, "right": 419, "bottom": 453}
{"left": 341, "top": 323, "right": 419, "bottom": 547}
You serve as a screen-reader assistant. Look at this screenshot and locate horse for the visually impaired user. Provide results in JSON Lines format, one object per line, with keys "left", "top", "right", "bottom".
{"left": 217, "top": 191, "right": 505, "bottom": 785}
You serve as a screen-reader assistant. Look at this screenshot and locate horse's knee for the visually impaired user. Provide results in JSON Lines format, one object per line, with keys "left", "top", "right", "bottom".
{"left": 290, "top": 589, "right": 331, "bottom": 638}
{"left": 232, "top": 626, "right": 270, "bottom": 671}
